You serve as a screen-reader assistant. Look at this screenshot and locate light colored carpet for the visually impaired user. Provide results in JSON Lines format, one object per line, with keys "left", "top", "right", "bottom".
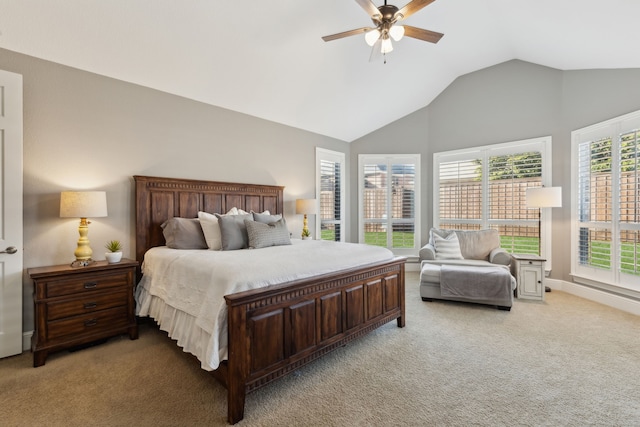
{"left": 1, "top": 272, "right": 639, "bottom": 426}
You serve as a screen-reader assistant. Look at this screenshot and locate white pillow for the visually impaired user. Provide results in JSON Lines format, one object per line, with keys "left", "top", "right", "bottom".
{"left": 198, "top": 208, "right": 238, "bottom": 250}
{"left": 433, "top": 232, "right": 464, "bottom": 260}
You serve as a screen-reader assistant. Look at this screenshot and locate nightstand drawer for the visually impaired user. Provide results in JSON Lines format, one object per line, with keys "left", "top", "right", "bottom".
{"left": 47, "top": 290, "right": 129, "bottom": 320}
{"left": 44, "top": 271, "right": 130, "bottom": 298}
{"left": 47, "top": 306, "right": 129, "bottom": 340}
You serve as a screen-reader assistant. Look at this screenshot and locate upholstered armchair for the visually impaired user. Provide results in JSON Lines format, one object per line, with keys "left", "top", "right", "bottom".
{"left": 419, "top": 228, "right": 516, "bottom": 310}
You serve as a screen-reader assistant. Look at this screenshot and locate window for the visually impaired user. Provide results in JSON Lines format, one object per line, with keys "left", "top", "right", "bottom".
{"left": 358, "top": 154, "right": 420, "bottom": 256}
{"left": 316, "top": 148, "right": 345, "bottom": 242}
{"left": 572, "top": 110, "right": 640, "bottom": 293}
{"left": 434, "top": 137, "right": 552, "bottom": 264}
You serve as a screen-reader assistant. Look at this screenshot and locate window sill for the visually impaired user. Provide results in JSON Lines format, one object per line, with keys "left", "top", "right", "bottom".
{"left": 571, "top": 274, "right": 640, "bottom": 301}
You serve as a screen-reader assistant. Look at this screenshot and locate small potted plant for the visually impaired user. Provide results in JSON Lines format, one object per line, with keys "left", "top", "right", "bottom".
{"left": 301, "top": 228, "right": 311, "bottom": 240}
{"left": 104, "top": 240, "right": 123, "bottom": 264}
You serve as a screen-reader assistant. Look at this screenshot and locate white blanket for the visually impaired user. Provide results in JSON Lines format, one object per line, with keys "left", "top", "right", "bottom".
{"left": 136, "top": 240, "right": 394, "bottom": 370}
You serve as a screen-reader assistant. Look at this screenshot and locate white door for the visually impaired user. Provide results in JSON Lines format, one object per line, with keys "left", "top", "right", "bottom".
{"left": 0, "top": 69, "right": 23, "bottom": 358}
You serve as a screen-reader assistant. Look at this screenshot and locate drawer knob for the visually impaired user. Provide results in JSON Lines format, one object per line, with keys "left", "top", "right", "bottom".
{"left": 84, "top": 319, "right": 98, "bottom": 327}
{"left": 83, "top": 302, "right": 98, "bottom": 309}
{"left": 83, "top": 281, "right": 98, "bottom": 289}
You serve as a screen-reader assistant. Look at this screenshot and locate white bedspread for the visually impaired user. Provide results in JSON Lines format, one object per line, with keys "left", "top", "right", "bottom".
{"left": 136, "top": 240, "right": 394, "bottom": 370}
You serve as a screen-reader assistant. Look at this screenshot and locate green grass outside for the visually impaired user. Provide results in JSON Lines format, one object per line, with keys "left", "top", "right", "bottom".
{"left": 586, "top": 240, "right": 640, "bottom": 275}
{"left": 365, "top": 231, "right": 414, "bottom": 248}
{"left": 321, "top": 230, "right": 415, "bottom": 248}
{"left": 320, "top": 229, "right": 336, "bottom": 241}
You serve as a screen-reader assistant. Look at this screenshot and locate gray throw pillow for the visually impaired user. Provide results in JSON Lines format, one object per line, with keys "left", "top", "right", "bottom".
{"left": 161, "top": 218, "right": 208, "bottom": 249}
{"left": 245, "top": 218, "right": 291, "bottom": 249}
{"left": 252, "top": 211, "right": 282, "bottom": 224}
{"left": 215, "top": 214, "right": 252, "bottom": 250}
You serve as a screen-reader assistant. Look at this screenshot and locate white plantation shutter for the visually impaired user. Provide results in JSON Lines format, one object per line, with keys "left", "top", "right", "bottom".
{"left": 316, "top": 148, "right": 345, "bottom": 242}
{"left": 437, "top": 158, "right": 482, "bottom": 229}
{"left": 488, "top": 151, "right": 542, "bottom": 254}
{"left": 434, "top": 137, "right": 551, "bottom": 260}
{"left": 619, "top": 130, "right": 640, "bottom": 275}
{"left": 359, "top": 154, "right": 420, "bottom": 255}
{"left": 572, "top": 109, "right": 640, "bottom": 292}
{"left": 577, "top": 137, "right": 612, "bottom": 272}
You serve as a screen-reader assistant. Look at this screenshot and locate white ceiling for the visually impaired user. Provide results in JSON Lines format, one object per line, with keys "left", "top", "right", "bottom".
{"left": 1, "top": 0, "right": 640, "bottom": 142}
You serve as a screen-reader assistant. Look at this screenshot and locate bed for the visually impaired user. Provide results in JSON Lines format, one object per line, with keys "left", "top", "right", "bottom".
{"left": 134, "top": 175, "right": 406, "bottom": 424}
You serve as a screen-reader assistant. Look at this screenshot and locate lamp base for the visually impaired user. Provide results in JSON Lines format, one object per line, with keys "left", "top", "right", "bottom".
{"left": 70, "top": 259, "right": 96, "bottom": 268}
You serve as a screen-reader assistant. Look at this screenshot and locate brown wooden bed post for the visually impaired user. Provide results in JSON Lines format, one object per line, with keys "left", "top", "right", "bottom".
{"left": 398, "top": 266, "right": 406, "bottom": 328}
{"left": 225, "top": 298, "right": 249, "bottom": 424}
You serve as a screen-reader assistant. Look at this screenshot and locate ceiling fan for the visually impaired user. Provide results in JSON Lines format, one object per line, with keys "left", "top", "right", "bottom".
{"left": 321, "top": 0, "right": 443, "bottom": 60}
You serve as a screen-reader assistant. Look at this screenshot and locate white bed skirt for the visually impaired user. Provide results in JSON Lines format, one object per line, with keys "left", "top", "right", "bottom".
{"left": 136, "top": 285, "right": 217, "bottom": 371}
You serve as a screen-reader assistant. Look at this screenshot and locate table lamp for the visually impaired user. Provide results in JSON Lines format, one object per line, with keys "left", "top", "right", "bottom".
{"left": 60, "top": 191, "right": 108, "bottom": 267}
{"left": 296, "top": 199, "right": 317, "bottom": 239}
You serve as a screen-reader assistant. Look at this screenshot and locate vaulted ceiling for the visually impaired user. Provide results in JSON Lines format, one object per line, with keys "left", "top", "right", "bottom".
{"left": 1, "top": 0, "right": 639, "bottom": 142}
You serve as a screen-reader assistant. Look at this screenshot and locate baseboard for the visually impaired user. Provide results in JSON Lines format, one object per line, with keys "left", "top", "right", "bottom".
{"left": 406, "top": 261, "right": 420, "bottom": 272}
{"left": 23, "top": 331, "right": 32, "bottom": 352}
{"left": 547, "top": 279, "right": 640, "bottom": 316}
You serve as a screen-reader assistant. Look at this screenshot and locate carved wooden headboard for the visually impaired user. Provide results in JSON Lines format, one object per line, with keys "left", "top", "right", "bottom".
{"left": 134, "top": 175, "right": 284, "bottom": 266}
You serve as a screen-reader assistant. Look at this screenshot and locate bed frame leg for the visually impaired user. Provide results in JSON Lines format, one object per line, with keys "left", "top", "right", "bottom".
{"left": 227, "top": 384, "right": 246, "bottom": 424}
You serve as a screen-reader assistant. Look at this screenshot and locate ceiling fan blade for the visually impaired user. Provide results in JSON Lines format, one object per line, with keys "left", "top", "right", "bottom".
{"left": 403, "top": 25, "right": 444, "bottom": 43}
{"left": 397, "top": 0, "right": 436, "bottom": 20}
{"left": 355, "top": 0, "right": 381, "bottom": 18}
{"left": 322, "top": 27, "right": 372, "bottom": 42}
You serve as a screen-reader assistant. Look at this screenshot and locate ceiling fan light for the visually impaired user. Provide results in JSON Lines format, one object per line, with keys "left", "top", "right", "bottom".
{"left": 389, "top": 25, "right": 405, "bottom": 41}
{"left": 381, "top": 38, "right": 393, "bottom": 54}
{"left": 365, "top": 29, "right": 381, "bottom": 46}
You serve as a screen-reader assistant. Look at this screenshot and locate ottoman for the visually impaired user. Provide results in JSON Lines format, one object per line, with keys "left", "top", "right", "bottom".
{"left": 420, "top": 262, "right": 516, "bottom": 311}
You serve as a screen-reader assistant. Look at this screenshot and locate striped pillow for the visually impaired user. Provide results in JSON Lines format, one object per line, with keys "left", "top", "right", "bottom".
{"left": 433, "top": 232, "right": 464, "bottom": 260}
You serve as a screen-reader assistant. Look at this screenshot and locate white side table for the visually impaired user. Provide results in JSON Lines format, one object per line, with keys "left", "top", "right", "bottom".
{"left": 511, "top": 254, "right": 546, "bottom": 301}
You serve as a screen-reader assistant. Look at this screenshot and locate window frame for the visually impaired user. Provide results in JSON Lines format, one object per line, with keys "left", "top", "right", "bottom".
{"left": 316, "top": 148, "right": 346, "bottom": 242}
{"left": 571, "top": 109, "right": 640, "bottom": 294}
{"left": 433, "top": 137, "right": 553, "bottom": 270}
{"left": 358, "top": 153, "right": 421, "bottom": 256}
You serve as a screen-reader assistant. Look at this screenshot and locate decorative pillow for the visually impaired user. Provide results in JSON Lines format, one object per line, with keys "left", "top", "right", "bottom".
{"left": 245, "top": 218, "right": 291, "bottom": 249}
{"left": 433, "top": 232, "right": 464, "bottom": 260}
{"left": 252, "top": 210, "right": 282, "bottom": 224}
{"left": 198, "top": 208, "right": 237, "bottom": 250}
{"left": 429, "top": 228, "right": 455, "bottom": 246}
{"left": 215, "top": 213, "right": 253, "bottom": 250}
{"left": 160, "top": 218, "right": 208, "bottom": 250}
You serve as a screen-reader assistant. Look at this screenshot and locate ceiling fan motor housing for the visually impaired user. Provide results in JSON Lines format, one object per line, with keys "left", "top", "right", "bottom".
{"left": 375, "top": 5, "right": 400, "bottom": 24}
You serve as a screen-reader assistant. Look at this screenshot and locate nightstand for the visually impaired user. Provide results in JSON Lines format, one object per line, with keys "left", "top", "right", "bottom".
{"left": 29, "top": 259, "right": 139, "bottom": 367}
{"left": 511, "top": 254, "right": 546, "bottom": 301}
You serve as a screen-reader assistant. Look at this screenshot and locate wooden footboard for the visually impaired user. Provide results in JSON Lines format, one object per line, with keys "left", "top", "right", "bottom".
{"left": 222, "top": 257, "right": 405, "bottom": 424}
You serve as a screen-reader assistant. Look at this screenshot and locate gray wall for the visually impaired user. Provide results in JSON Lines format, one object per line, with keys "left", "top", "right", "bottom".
{"left": 352, "top": 59, "right": 640, "bottom": 284}
{"left": 0, "top": 48, "right": 349, "bottom": 332}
